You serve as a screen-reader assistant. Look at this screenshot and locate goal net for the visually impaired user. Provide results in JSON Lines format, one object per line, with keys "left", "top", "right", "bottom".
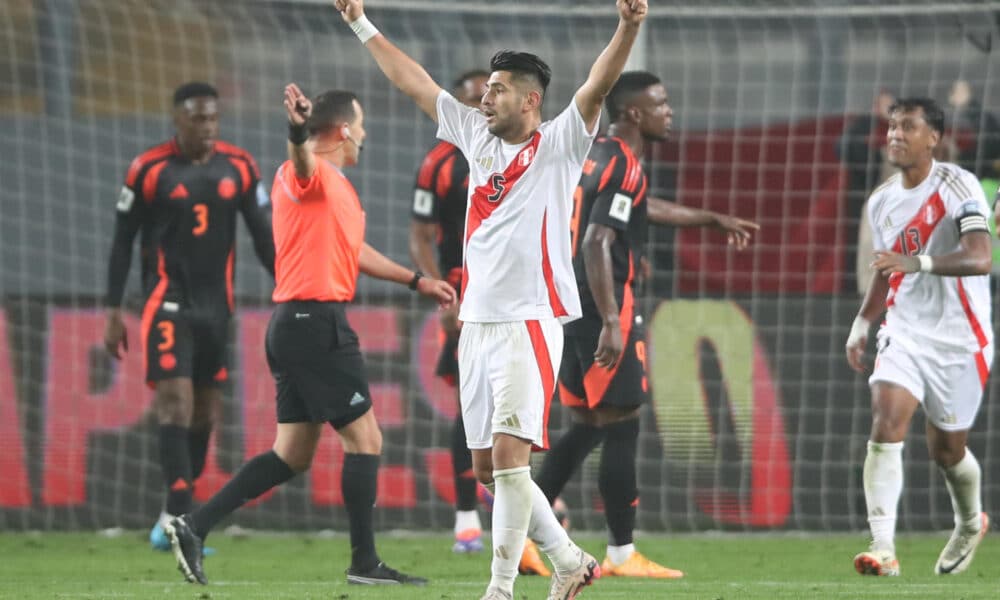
{"left": 1, "top": 0, "right": 998, "bottom": 533}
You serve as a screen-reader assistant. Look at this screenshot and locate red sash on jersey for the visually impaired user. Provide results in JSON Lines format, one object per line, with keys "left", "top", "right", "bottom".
{"left": 461, "top": 131, "right": 542, "bottom": 298}
{"left": 885, "top": 191, "right": 945, "bottom": 308}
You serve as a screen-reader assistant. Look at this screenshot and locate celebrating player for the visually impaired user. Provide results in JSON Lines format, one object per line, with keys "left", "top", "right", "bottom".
{"left": 335, "top": 0, "right": 649, "bottom": 597}
{"left": 535, "top": 71, "right": 758, "bottom": 578}
{"left": 104, "top": 82, "right": 275, "bottom": 552}
{"left": 846, "top": 97, "right": 991, "bottom": 577}
{"left": 408, "top": 68, "right": 551, "bottom": 576}
{"left": 165, "top": 85, "right": 455, "bottom": 586}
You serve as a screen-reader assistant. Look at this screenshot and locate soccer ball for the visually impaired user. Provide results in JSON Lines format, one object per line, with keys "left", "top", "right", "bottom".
{"left": 552, "top": 497, "right": 570, "bottom": 531}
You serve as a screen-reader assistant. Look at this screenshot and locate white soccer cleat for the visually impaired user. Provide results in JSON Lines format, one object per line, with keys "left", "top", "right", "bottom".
{"left": 935, "top": 512, "right": 989, "bottom": 575}
{"left": 853, "top": 547, "right": 900, "bottom": 577}
{"left": 547, "top": 550, "right": 600, "bottom": 600}
{"left": 479, "top": 587, "right": 513, "bottom": 600}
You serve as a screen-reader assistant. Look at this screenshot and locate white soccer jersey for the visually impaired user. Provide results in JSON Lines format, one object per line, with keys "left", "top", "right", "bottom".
{"left": 867, "top": 161, "right": 993, "bottom": 352}
{"left": 436, "top": 90, "right": 596, "bottom": 323}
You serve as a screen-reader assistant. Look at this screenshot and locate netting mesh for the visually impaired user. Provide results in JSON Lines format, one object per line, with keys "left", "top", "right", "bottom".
{"left": 1, "top": 0, "right": 999, "bottom": 532}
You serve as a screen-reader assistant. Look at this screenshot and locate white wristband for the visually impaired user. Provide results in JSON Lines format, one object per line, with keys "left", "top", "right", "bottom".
{"left": 846, "top": 316, "right": 871, "bottom": 349}
{"left": 349, "top": 15, "right": 379, "bottom": 44}
{"left": 917, "top": 255, "right": 934, "bottom": 273}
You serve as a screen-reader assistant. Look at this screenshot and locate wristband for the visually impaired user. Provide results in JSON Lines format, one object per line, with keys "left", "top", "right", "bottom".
{"left": 846, "top": 316, "right": 871, "bottom": 349}
{"left": 349, "top": 15, "right": 379, "bottom": 44}
{"left": 408, "top": 271, "right": 423, "bottom": 291}
{"left": 288, "top": 122, "right": 308, "bottom": 145}
{"left": 917, "top": 255, "right": 933, "bottom": 273}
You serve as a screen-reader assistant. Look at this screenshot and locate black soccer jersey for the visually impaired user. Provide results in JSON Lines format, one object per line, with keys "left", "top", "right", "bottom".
{"left": 106, "top": 138, "right": 275, "bottom": 316}
{"left": 566, "top": 136, "right": 649, "bottom": 332}
{"left": 411, "top": 140, "right": 470, "bottom": 288}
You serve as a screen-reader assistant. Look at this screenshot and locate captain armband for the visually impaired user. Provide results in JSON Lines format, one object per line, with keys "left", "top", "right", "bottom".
{"left": 957, "top": 212, "right": 990, "bottom": 235}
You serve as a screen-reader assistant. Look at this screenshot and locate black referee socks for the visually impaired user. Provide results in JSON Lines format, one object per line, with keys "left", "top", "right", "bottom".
{"left": 342, "top": 453, "right": 381, "bottom": 571}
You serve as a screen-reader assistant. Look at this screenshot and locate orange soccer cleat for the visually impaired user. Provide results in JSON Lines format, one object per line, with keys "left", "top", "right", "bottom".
{"left": 600, "top": 551, "right": 684, "bottom": 579}
{"left": 519, "top": 539, "right": 552, "bottom": 577}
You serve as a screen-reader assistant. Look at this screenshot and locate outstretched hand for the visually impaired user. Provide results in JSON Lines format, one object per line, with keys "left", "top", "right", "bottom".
{"left": 617, "top": 0, "right": 648, "bottom": 25}
{"left": 284, "top": 84, "right": 312, "bottom": 125}
{"left": 333, "top": 0, "right": 364, "bottom": 22}
{"left": 713, "top": 214, "right": 760, "bottom": 250}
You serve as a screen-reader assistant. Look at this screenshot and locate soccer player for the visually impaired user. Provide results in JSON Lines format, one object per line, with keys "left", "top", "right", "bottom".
{"left": 104, "top": 82, "right": 275, "bottom": 552}
{"left": 535, "top": 71, "right": 759, "bottom": 579}
{"left": 845, "top": 97, "right": 992, "bottom": 577}
{"left": 335, "top": 1, "right": 648, "bottom": 597}
{"left": 408, "top": 69, "right": 551, "bottom": 575}
{"left": 165, "top": 85, "right": 455, "bottom": 586}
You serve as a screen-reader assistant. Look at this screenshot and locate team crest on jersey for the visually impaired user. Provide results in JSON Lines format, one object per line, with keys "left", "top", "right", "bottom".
{"left": 476, "top": 156, "right": 494, "bottom": 170}
{"left": 924, "top": 203, "right": 939, "bottom": 224}
{"left": 518, "top": 147, "right": 534, "bottom": 167}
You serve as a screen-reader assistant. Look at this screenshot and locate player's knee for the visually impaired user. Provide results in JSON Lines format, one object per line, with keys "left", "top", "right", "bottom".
{"left": 155, "top": 388, "right": 192, "bottom": 425}
{"left": 930, "top": 445, "right": 964, "bottom": 469}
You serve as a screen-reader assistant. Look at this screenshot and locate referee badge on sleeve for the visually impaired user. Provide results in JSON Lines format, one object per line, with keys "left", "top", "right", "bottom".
{"left": 413, "top": 189, "right": 434, "bottom": 216}
{"left": 609, "top": 193, "right": 632, "bottom": 223}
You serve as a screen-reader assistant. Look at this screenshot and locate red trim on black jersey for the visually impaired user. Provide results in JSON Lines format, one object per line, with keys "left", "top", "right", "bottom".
{"left": 141, "top": 250, "right": 169, "bottom": 386}
{"left": 418, "top": 141, "right": 457, "bottom": 189}
{"left": 216, "top": 141, "right": 261, "bottom": 180}
{"left": 597, "top": 155, "right": 618, "bottom": 192}
{"left": 126, "top": 140, "right": 177, "bottom": 188}
{"left": 436, "top": 154, "right": 456, "bottom": 199}
{"left": 142, "top": 161, "right": 169, "bottom": 204}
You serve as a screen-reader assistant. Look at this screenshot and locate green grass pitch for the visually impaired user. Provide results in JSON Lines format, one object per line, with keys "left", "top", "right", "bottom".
{"left": 1, "top": 531, "right": 997, "bottom": 599}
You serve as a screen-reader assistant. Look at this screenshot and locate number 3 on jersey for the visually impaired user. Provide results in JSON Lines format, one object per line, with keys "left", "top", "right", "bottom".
{"left": 192, "top": 204, "right": 208, "bottom": 236}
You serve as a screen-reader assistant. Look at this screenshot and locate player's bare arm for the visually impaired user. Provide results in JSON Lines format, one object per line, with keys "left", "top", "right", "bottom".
{"left": 409, "top": 221, "right": 442, "bottom": 281}
{"left": 359, "top": 242, "right": 457, "bottom": 308}
{"left": 845, "top": 270, "right": 890, "bottom": 373}
{"left": 333, "top": 0, "right": 443, "bottom": 121}
{"left": 871, "top": 231, "right": 992, "bottom": 277}
{"left": 582, "top": 223, "right": 624, "bottom": 368}
{"left": 574, "top": 0, "right": 648, "bottom": 130}
{"left": 647, "top": 196, "right": 759, "bottom": 249}
{"left": 285, "top": 83, "right": 315, "bottom": 178}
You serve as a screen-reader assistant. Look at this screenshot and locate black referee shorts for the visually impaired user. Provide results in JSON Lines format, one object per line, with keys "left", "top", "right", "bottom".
{"left": 265, "top": 301, "right": 373, "bottom": 428}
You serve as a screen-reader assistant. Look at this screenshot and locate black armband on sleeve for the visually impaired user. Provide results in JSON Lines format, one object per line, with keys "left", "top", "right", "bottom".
{"left": 957, "top": 212, "right": 990, "bottom": 235}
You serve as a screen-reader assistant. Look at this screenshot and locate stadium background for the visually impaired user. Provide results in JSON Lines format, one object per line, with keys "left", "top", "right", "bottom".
{"left": 1, "top": 0, "right": 999, "bottom": 536}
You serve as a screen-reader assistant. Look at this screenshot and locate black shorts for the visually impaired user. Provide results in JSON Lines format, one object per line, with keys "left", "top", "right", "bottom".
{"left": 265, "top": 301, "right": 373, "bottom": 427}
{"left": 559, "top": 317, "right": 649, "bottom": 410}
{"left": 143, "top": 307, "right": 229, "bottom": 387}
{"left": 435, "top": 335, "right": 459, "bottom": 386}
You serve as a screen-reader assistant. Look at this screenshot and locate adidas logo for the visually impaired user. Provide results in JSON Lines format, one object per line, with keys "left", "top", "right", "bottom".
{"left": 498, "top": 414, "right": 521, "bottom": 429}
{"left": 349, "top": 392, "right": 366, "bottom": 406}
{"left": 169, "top": 183, "right": 189, "bottom": 199}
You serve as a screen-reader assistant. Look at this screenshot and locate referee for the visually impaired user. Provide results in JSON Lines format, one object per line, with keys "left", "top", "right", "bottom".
{"left": 166, "top": 83, "right": 455, "bottom": 587}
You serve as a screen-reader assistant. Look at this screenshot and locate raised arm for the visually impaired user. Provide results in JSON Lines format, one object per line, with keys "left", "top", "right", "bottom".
{"left": 334, "top": 0, "right": 444, "bottom": 121}
{"left": 574, "top": 0, "right": 648, "bottom": 131}
{"left": 285, "top": 83, "right": 315, "bottom": 179}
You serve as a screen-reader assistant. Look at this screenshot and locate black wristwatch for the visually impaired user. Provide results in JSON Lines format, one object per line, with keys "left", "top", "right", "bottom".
{"left": 408, "top": 271, "right": 424, "bottom": 291}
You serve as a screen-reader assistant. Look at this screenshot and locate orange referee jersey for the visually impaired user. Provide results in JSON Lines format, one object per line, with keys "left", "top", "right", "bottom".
{"left": 270, "top": 159, "right": 366, "bottom": 302}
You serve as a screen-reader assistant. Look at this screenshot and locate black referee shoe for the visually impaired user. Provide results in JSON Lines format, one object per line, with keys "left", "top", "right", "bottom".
{"left": 165, "top": 515, "right": 207, "bottom": 585}
{"left": 346, "top": 561, "right": 428, "bottom": 586}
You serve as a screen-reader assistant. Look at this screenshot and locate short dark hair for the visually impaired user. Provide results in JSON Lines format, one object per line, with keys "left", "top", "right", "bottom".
{"left": 489, "top": 50, "right": 551, "bottom": 97}
{"left": 173, "top": 82, "right": 218, "bottom": 106}
{"left": 606, "top": 71, "right": 662, "bottom": 122}
{"left": 307, "top": 90, "right": 359, "bottom": 136}
{"left": 452, "top": 69, "right": 490, "bottom": 92}
{"left": 889, "top": 97, "right": 945, "bottom": 135}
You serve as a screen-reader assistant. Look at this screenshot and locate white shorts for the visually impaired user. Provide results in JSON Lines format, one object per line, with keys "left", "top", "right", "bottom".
{"left": 869, "top": 333, "right": 992, "bottom": 431}
{"left": 458, "top": 319, "right": 562, "bottom": 450}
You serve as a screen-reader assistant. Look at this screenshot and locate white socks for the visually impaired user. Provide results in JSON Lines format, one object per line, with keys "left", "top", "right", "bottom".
{"left": 455, "top": 509, "right": 482, "bottom": 534}
{"left": 942, "top": 449, "right": 982, "bottom": 531}
{"left": 607, "top": 543, "right": 635, "bottom": 565}
{"left": 527, "top": 481, "right": 581, "bottom": 573}
{"left": 863, "top": 440, "right": 903, "bottom": 552}
{"left": 489, "top": 467, "right": 533, "bottom": 594}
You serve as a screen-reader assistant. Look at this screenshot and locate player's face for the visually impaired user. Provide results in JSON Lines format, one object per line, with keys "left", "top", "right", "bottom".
{"left": 636, "top": 83, "right": 673, "bottom": 142}
{"left": 481, "top": 71, "right": 535, "bottom": 138}
{"left": 342, "top": 99, "right": 366, "bottom": 167}
{"left": 456, "top": 75, "right": 489, "bottom": 109}
{"left": 886, "top": 108, "right": 938, "bottom": 168}
{"left": 174, "top": 97, "right": 219, "bottom": 157}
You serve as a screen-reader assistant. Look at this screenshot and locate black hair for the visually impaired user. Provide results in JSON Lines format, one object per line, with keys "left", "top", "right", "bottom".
{"left": 173, "top": 82, "right": 218, "bottom": 106}
{"left": 489, "top": 50, "right": 551, "bottom": 97}
{"left": 606, "top": 71, "right": 662, "bottom": 122}
{"left": 889, "top": 97, "right": 945, "bottom": 135}
{"left": 452, "top": 69, "right": 490, "bottom": 92}
{"left": 306, "top": 90, "right": 359, "bottom": 136}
